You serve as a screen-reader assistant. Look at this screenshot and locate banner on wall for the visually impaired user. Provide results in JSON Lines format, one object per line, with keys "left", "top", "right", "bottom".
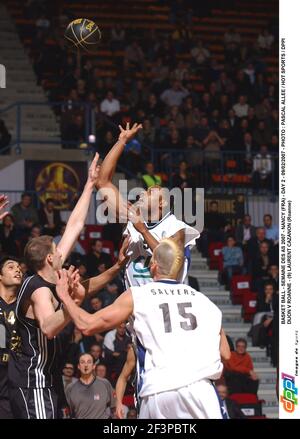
{"left": 204, "top": 194, "right": 245, "bottom": 227}
{"left": 25, "top": 161, "right": 88, "bottom": 210}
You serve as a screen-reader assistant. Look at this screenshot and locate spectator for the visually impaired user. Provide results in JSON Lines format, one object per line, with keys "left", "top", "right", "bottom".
{"left": 38, "top": 198, "right": 62, "bottom": 236}
{"left": 253, "top": 120, "right": 272, "bottom": 146}
{"left": 263, "top": 214, "right": 279, "bottom": 244}
{"left": 90, "top": 344, "right": 103, "bottom": 366}
{"left": 243, "top": 63, "right": 256, "bottom": 85}
{"left": 224, "top": 338, "right": 259, "bottom": 395}
{"left": 247, "top": 227, "right": 272, "bottom": 261}
{"left": 137, "top": 119, "right": 156, "bottom": 146}
{"left": 62, "top": 362, "right": 78, "bottom": 390}
{"left": 110, "top": 24, "right": 125, "bottom": 50}
{"left": 165, "top": 106, "right": 185, "bottom": 130}
{"left": 65, "top": 353, "right": 116, "bottom": 419}
{"left": 61, "top": 114, "right": 85, "bottom": 149}
{"left": 251, "top": 241, "right": 276, "bottom": 289}
{"left": 100, "top": 91, "right": 120, "bottom": 117}
{"left": 172, "top": 160, "right": 195, "bottom": 190}
{"left": 257, "top": 29, "right": 274, "bottom": 52}
{"left": 241, "top": 132, "right": 257, "bottom": 172}
{"left": 190, "top": 40, "right": 210, "bottom": 67}
{"left": 257, "top": 282, "right": 275, "bottom": 313}
{"left": 233, "top": 95, "right": 249, "bottom": 118}
{"left": 252, "top": 145, "right": 273, "bottom": 192}
{"left": 199, "top": 200, "right": 227, "bottom": 256}
{"left": 86, "top": 239, "right": 113, "bottom": 276}
{"left": 235, "top": 214, "right": 256, "bottom": 248}
{"left": 249, "top": 283, "right": 274, "bottom": 350}
{"left": 90, "top": 296, "right": 103, "bottom": 313}
{"left": 267, "top": 264, "right": 279, "bottom": 292}
{"left": 96, "top": 363, "right": 108, "bottom": 380}
{"left": 184, "top": 135, "right": 203, "bottom": 172}
{"left": 142, "top": 162, "right": 162, "bottom": 189}
{"left": 0, "top": 214, "right": 18, "bottom": 256}
{"left": 0, "top": 120, "right": 12, "bottom": 154}
{"left": 202, "top": 130, "right": 224, "bottom": 173}
{"left": 124, "top": 40, "right": 145, "bottom": 71}
{"left": 99, "top": 281, "right": 121, "bottom": 308}
{"left": 216, "top": 384, "right": 246, "bottom": 419}
{"left": 11, "top": 193, "right": 39, "bottom": 238}
{"left": 160, "top": 80, "right": 189, "bottom": 107}
{"left": 255, "top": 97, "right": 272, "bottom": 121}
{"left": 224, "top": 27, "right": 241, "bottom": 50}
{"left": 221, "top": 236, "right": 244, "bottom": 287}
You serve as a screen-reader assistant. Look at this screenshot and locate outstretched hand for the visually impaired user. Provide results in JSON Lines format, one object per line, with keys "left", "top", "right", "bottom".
{"left": 0, "top": 194, "right": 9, "bottom": 221}
{"left": 118, "top": 122, "right": 143, "bottom": 143}
{"left": 55, "top": 269, "right": 70, "bottom": 301}
{"left": 67, "top": 265, "right": 85, "bottom": 305}
{"left": 87, "top": 152, "right": 101, "bottom": 187}
{"left": 117, "top": 236, "right": 131, "bottom": 268}
{"left": 128, "top": 205, "right": 146, "bottom": 233}
{"left": 55, "top": 267, "right": 85, "bottom": 305}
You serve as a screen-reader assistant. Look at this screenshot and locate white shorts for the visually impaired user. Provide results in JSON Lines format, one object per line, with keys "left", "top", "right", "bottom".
{"left": 139, "top": 379, "right": 225, "bottom": 419}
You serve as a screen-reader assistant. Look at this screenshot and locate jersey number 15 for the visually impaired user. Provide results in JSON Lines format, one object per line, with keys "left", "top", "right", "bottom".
{"left": 159, "top": 302, "right": 198, "bottom": 333}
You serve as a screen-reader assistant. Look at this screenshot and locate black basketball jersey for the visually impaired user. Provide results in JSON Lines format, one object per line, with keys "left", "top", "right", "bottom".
{"left": 8, "top": 275, "right": 62, "bottom": 389}
{"left": 0, "top": 297, "right": 20, "bottom": 398}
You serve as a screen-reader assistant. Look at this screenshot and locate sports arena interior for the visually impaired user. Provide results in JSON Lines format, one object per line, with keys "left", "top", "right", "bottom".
{"left": 0, "top": 0, "right": 279, "bottom": 419}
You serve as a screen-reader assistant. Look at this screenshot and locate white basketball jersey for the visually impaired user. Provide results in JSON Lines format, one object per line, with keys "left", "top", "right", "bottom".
{"left": 131, "top": 280, "right": 223, "bottom": 398}
{"left": 124, "top": 212, "right": 199, "bottom": 288}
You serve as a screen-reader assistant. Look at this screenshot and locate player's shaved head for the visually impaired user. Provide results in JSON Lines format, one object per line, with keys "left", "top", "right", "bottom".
{"left": 151, "top": 239, "right": 184, "bottom": 279}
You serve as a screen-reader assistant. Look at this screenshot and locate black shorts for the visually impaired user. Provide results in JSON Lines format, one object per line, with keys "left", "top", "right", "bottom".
{"left": 9, "top": 387, "right": 58, "bottom": 419}
{"left": 0, "top": 398, "right": 14, "bottom": 419}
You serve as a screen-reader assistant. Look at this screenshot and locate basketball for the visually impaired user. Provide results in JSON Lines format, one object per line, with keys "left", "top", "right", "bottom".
{"left": 64, "top": 18, "right": 101, "bottom": 52}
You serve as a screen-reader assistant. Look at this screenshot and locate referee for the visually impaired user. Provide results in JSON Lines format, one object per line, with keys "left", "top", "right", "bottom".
{"left": 65, "top": 353, "right": 116, "bottom": 419}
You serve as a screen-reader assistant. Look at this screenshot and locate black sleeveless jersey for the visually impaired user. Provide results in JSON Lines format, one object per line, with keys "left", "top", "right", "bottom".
{"left": 8, "top": 275, "right": 62, "bottom": 389}
{"left": 0, "top": 297, "right": 20, "bottom": 398}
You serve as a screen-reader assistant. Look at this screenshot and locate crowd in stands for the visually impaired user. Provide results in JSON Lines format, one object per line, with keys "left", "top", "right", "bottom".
{"left": 200, "top": 202, "right": 279, "bottom": 372}
{"left": 9, "top": 0, "right": 279, "bottom": 190}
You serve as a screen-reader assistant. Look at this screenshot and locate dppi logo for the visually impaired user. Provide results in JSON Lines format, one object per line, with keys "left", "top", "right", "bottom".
{"left": 0, "top": 64, "right": 6, "bottom": 88}
{"left": 280, "top": 372, "right": 298, "bottom": 413}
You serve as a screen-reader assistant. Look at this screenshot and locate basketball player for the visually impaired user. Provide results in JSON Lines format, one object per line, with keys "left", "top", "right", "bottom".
{"left": 7, "top": 155, "right": 128, "bottom": 419}
{"left": 0, "top": 257, "right": 22, "bottom": 418}
{"left": 56, "top": 239, "right": 231, "bottom": 419}
{"left": 96, "top": 123, "right": 200, "bottom": 288}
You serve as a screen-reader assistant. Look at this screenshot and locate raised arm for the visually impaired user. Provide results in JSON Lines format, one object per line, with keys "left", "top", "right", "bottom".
{"left": 57, "top": 153, "right": 100, "bottom": 263}
{"left": 115, "top": 346, "right": 136, "bottom": 419}
{"left": 96, "top": 123, "right": 142, "bottom": 222}
{"left": 129, "top": 208, "right": 185, "bottom": 252}
{"left": 220, "top": 328, "right": 231, "bottom": 361}
{"left": 0, "top": 194, "right": 9, "bottom": 220}
{"left": 56, "top": 270, "right": 133, "bottom": 336}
